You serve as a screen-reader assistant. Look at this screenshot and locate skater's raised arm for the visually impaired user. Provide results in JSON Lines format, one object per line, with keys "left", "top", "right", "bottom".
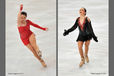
{"left": 28, "top": 20, "right": 48, "bottom": 31}
{"left": 17, "top": 4, "right": 23, "bottom": 25}
{"left": 87, "top": 17, "right": 98, "bottom": 42}
{"left": 63, "top": 18, "right": 78, "bottom": 36}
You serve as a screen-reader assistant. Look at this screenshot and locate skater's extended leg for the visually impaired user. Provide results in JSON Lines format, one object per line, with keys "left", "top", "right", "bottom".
{"left": 85, "top": 40, "right": 90, "bottom": 55}
{"left": 77, "top": 41, "right": 85, "bottom": 67}
{"left": 26, "top": 44, "right": 47, "bottom": 67}
{"left": 78, "top": 41, "right": 84, "bottom": 58}
{"left": 29, "top": 33, "right": 42, "bottom": 57}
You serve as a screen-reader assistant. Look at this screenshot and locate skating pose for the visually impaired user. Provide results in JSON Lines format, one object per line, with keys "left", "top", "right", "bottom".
{"left": 17, "top": 4, "right": 48, "bottom": 67}
{"left": 63, "top": 8, "right": 98, "bottom": 67}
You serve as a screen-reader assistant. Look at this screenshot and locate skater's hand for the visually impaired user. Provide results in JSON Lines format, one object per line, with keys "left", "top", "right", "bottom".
{"left": 44, "top": 27, "right": 48, "bottom": 31}
{"left": 20, "top": 4, "right": 23, "bottom": 11}
{"left": 63, "top": 29, "right": 69, "bottom": 36}
{"left": 93, "top": 36, "right": 98, "bottom": 42}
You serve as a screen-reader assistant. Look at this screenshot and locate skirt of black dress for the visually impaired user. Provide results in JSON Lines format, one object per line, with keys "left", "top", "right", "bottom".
{"left": 76, "top": 34, "right": 92, "bottom": 42}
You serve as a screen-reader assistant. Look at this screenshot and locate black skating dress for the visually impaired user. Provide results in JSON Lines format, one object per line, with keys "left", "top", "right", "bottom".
{"left": 63, "top": 17, "right": 98, "bottom": 42}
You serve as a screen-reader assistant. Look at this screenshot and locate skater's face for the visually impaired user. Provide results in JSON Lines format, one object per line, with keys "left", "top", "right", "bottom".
{"left": 79, "top": 8, "right": 86, "bottom": 16}
{"left": 21, "top": 15, "right": 26, "bottom": 22}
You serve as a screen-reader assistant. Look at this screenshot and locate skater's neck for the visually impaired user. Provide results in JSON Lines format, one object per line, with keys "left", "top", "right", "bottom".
{"left": 80, "top": 15, "right": 85, "bottom": 18}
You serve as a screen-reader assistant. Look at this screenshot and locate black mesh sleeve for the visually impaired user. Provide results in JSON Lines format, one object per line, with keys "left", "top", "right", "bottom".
{"left": 87, "top": 20, "right": 98, "bottom": 42}
{"left": 63, "top": 18, "right": 78, "bottom": 36}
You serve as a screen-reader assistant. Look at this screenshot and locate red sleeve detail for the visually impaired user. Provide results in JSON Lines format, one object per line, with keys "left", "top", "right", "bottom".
{"left": 28, "top": 20, "right": 46, "bottom": 31}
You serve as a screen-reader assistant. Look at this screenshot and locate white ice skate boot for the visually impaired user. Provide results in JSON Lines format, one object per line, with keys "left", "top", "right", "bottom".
{"left": 79, "top": 57, "right": 85, "bottom": 67}
{"left": 37, "top": 50, "right": 42, "bottom": 57}
{"left": 85, "top": 55, "right": 89, "bottom": 63}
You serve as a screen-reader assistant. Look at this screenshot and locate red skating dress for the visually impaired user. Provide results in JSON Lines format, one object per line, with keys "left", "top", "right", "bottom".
{"left": 18, "top": 20, "right": 46, "bottom": 45}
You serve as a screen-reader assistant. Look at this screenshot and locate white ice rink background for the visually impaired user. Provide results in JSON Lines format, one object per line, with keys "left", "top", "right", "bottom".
{"left": 6, "top": 0, "right": 109, "bottom": 76}
{"left": 6, "top": 0, "right": 56, "bottom": 76}
{"left": 58, "top": 0, "right": 109, "bottom": 76}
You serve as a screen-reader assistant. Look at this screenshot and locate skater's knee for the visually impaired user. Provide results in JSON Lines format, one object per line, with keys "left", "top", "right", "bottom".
{"left": 78, "top": 46, "right": 83, "bottom": 50}
{"left": 85, "top": 43, "right": 89, "bottom": 47}
{"left": 78, "top": 41, "right": 83, "bottom": 50}
{"left": 33, "top": 52, "right": 38, "bottom": 57}
{"left": 30, "top": 41, "right": 38, "bottom": 50}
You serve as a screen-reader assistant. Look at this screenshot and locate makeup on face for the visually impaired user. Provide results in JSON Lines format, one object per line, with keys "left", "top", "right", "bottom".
{"left": 21, "top": 15, "right": 26, "bottom": 22}
{"left": 79, "top": 8, "right": 86, "bottom": 15}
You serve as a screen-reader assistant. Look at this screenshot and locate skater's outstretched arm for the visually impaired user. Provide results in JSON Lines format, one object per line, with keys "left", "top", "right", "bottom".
{"left": 17, "top": 4, "right": 23, "bottom": 25}
{"left": 28, "top": 20, "right": 48, "bottom": 31}
{"left": 87, "top": 17, "right": 98, "bottom": 42}
{"left": 63, "top": 18, "right": 78, "bottom": 36}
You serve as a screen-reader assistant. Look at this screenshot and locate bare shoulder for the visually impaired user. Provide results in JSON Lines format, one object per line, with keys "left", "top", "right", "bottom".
{"left": 76, "top": 17, "right": 80, "bottom": 21}
{"left": 77, "top": 17, "right": 80, "bottom": 20}
{"left": 87, "top": 17, "right": 91, "bottom": 22}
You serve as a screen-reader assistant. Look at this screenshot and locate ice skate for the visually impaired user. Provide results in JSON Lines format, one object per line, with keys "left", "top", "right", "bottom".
{"left": 79, "top": 58, "right": 85, "bottom": 67}
{"left": 37, "top": 50, "right": 42, "bottom": 57}
{"left": 85, "top": 55, "right": 89, "bottom": 63}
{"left": 40, "top": 58, "right": 47, "bottom": 67}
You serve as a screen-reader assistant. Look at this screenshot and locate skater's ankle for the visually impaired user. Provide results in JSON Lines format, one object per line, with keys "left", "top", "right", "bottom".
{"left": 85, "top": 55, "right": 88, "bottom": 57}
{"left": 81, "top": 56, "right": 84, "bottom": 59}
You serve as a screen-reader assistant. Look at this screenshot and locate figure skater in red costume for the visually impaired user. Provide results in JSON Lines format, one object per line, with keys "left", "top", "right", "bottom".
{"left": 17, "top": 4, "right": 48, "bottom": 67}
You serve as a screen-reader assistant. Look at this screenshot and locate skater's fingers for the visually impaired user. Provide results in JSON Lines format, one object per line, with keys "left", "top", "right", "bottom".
{"left": 44, "top": 27, "right": 48, "bottom": 31}
{"left": 20, "top": 4, "right": 23, "bottom": 11}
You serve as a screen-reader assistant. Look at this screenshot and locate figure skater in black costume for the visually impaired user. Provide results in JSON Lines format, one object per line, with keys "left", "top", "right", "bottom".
{"left": 63, "top": 7, "right": 98, "bottom": 67}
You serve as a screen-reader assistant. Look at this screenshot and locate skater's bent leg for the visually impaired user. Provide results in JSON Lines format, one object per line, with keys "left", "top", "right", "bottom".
{"left": 26, "top": 44, "right": 41, "bottom": 61}
{"left": 29, "top": 34, "right": 40, "bottom": 52}
{"left": 78, "top": 41, "right": 84, "bottom": 58}
{"left": 26, "top": 44, "right": 47, "bottom": 67}
{"left": 85, "top": 40, "right": 90, "bottom": 56}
